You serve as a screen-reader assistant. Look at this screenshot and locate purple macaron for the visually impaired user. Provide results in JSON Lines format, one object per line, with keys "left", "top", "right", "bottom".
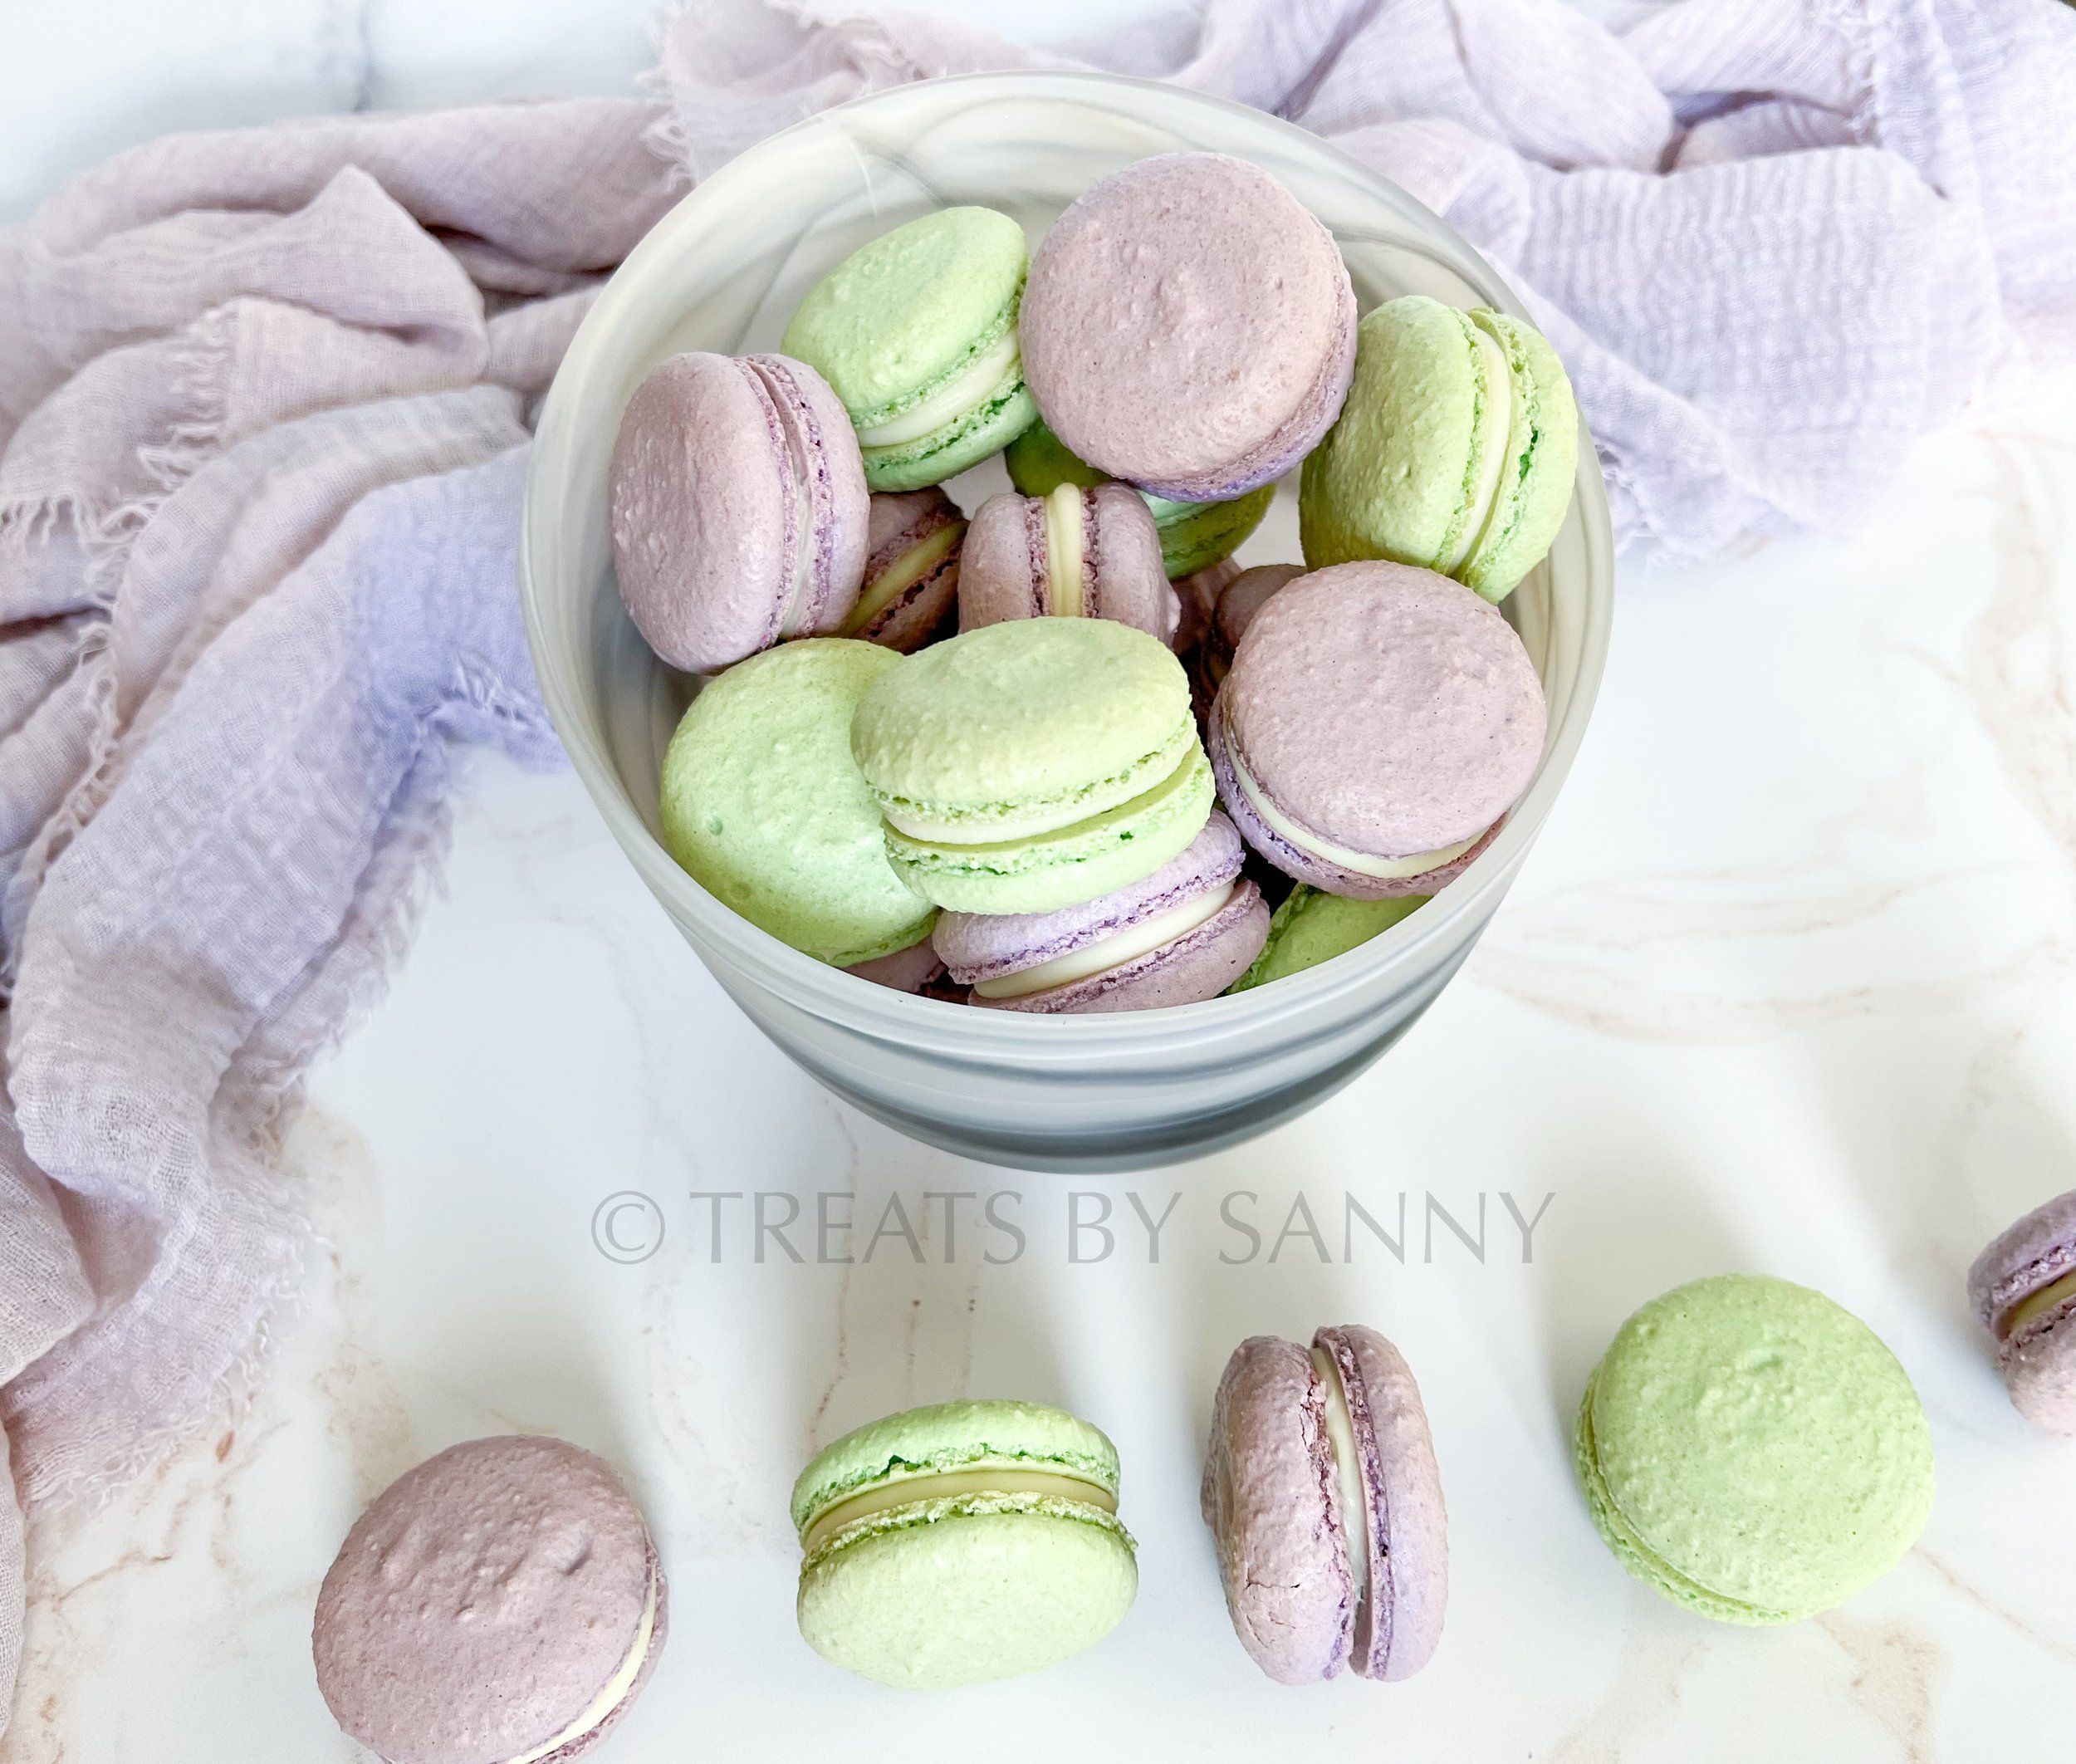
{"left": 314, "top": 1436, "right": 666, "bottom": 1764}
{"left": 845, "top": 938, "right": 949, "bottom": 994}
{"left": 847, "top": 488, "right": 965, "bottom": 653}
{"left": 1191, "top": 561, "right": 1305, "bottom": 712}
{"left": 1210, "top": 561, "right": 1545, "bottom": 899}
{"left": 609, "top": 350, "right": 868, "bottom": 673}
{"left": 932, "top": 812, "right": 1267, "bottom": 1012}
{"left": 1202, "top": 1325, "right": 1447, "bottom": 1684}
{"left": 1969, "top": 1189, "right": 2076, "bottom": 1433}
{"left": 958, "top": 483, "right": 1178, "bottom": 644}
{"left": 1021, "top": 153, "right": 1356, "bottom": 502}
{"left": 1173, "top": 557, "right": 1242, "bottom": 659}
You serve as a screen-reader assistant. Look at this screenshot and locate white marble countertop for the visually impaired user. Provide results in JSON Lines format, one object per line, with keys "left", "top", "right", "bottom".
{"left": 10, "top": 5, "right": 2076, "bottom": 1761}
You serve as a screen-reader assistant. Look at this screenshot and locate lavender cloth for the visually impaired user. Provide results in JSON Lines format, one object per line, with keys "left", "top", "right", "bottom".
{"left": 2, "top": 0, "right": 2075, "bottom": 1737}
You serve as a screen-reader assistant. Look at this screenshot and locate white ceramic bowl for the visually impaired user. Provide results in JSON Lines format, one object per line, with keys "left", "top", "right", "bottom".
{"left": 521, "top": 71, "right": 1613, "bottom": 1172}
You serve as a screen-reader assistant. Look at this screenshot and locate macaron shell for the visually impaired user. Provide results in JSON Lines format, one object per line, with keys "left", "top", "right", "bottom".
{"left": 1201, "top": 1335, "right": 1354, "bottom": 1683}
{"left": 1022, "top": 153, "right": 1355, "bottom": 501}
{"left": 973, "top": 880, "right": 1267, "bottom": 1013}
{"left": 313, "top": 1438, "right": 659, "bottom": 1764}
{"left": 1215, "top": 561, "right": 1545, "bottom": 862}
{"left": 1231, "top": 886, "right": 1427, "bottom": 989}
{"left": 528, "top": 1548, "right": 670, "bottom": 1764}
{"left": 1315, "top": 1325, "right": 1447, "bottom": 1680}
{"left": 1152, "top": 483, "right": 1275, "bottom": 580}
{"left": 844, "top": 938, "right": 947, "bottom": 993}
{"left": 797, "top": 1497, "right": 1138, "bottom": 1690}
{"left": 1998, "top": 1308, "right": 2076, "bottom": 1433}
{"left": 1966, "top": 1187, "right": 2076, "bottom": 1330}
{"left": 1458, "top": 309, "right": 1579, "bottom": 602}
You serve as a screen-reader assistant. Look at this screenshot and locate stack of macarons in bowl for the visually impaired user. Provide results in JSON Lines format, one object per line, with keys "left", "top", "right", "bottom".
{"left": 522, "top": 72, "right": 1614, "bottom": 1169}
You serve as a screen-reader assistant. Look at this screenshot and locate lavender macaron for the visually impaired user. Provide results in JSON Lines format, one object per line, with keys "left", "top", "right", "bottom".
{"left": 609, "top": 350, "right": 868, "bottom": 673}
{"left": 314, "top": 1436, "right": 665, "bottom": 1764}
{"left": 959, "top": 483, "right": 1178, "bottom": 644}
{"left": 1210, "top": 561, "right": 1545, "bottom": 897}
{"left": 1202, "top": 1326, "right": 1447, "bottom": 1684}
{"left": 1969, "top": 1189, "right": 2076, "bottom": 1433}
{"left": 933, "top": 812, "right": 1266, "bottom": 1012}
{"left": 1192, "top": 562, "right": 1304, "bottom": 707}
{"left": 1021, "top": 153, "right": 1355, "bottom": 502}
{"left": 842, "top": 488, "right": 965, "bottom": 653}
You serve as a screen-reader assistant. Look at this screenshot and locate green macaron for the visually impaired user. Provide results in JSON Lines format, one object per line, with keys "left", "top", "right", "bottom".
{"left": 1005, "top": 420, "right": 1274, "bottom": 581}
{"left": 659, "top": 639, "right": 936, "bottom": 966}
{"left": 783, "top": 207, "right": 1039, "bottom": 493}
{"left": 1574, "top": 1275, "right": 1934, "bottom": 1625}
{"left": 1299, "top": 295, "right": 1578, "bottom": 602}
{"left": 850, "top": 618, "right": 1214, "bottom": 914}
{"left": 1229, "top": 886, "right": 1427, "bottom": 991}
{"left": 791, "top": 1399, "right": 1138, "bottom": 1690}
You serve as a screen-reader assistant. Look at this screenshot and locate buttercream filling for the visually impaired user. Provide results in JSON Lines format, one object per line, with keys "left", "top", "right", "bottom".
{"left": 877, "top": 726, "right": 1196, "bottom": 845}
{"left": 2003, "top": 1267, "right": 2076, "bottom": 1340}
{"left": 1313, "top": 1346, "right": 1370, "bottom": 1615}
{"left": 800, "top": 1467, "right": 1117, "bottom": 1556}
{"left": 842, "top": 521, "right": 962, "bottom": 635}
{"left": 1043, "top": 483, "right": 1086, "bottom": 617}
{"left": 857, "top": 330, "right": 1021, "bottom": 449}
{"left": 504, "top": 1570, "right": 657, "bottom": 1764}
{"left": 1225, "top": 742, "right": 1484, "bottom": 880}
{"left": 974, "top": 881, "right": 1233, "bottom": 1000}
{"left": 1437, "top": 323, "right": 1519, "bottom": 574}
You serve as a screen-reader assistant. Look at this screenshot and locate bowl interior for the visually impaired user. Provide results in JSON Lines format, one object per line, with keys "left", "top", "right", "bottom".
{"left": 523, "top": 72, "right": 1613, "bottom": 1047}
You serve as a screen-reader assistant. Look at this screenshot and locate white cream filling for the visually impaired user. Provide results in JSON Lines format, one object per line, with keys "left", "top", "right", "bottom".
{"left": 974, "top": 881, "right": 1233, "bottom": 1000}
{"left": 1226, "top": 744, "right": 1483, "bottom": 880}
{"left": 1312, "top": 1345, "right": 1370, "bottom": 1615}
{"left": 505, "top": 1571, "right": 657, "bottom": 1764}
{"left": 1437, "top": 323, "right": 1518, "bottom": 574}
{"left": 800, "top": 1466, "right": 1116, "bottom": 1557}
{"left": 857, "top": 330, "right": 1021, "bottom": 449}
{"left": 1043, "top": 483, "right": 1085, "bottom": 617}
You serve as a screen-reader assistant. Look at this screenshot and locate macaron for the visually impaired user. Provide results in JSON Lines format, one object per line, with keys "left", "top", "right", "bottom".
{"left": 933, "top": 813, "right": 1269, "bottom": 1012}
{"left": 791, "top": 1399, "right": 1138, "bottom": 1689}
{"left": 1575, "top": 1275, "right": 1936, "bottom": 1624}
{"left": 608, "top": 350, "right": 868, "bottom": 672}
{"left": 844, "top": 938, "right": 949, "bottom": 994}
{"left": 1202, "top": 1326, "right": 1447, "bottom": 1683}
{"left": 1192, "top": 561, "right": 1304, "bottom": 705}
{"left": 1231, "top": 886, "right": 1427, "bottom": 991}
{"left": 1173, "top": 558, "right": 1242, "bottom": 660}
{"left": 1300, "top": 294, "right": 1579, "bottom": 602}
{"left": 1968, "top": 1189, "right": 2076, "bottom": 1433}
{"left": 1209, "top": 562, "right": 1545, "bottom": 897}
{"left": 841, "top": 488, "right": 965, "bottom": 653}
{"left": 850, "top": 618, "right": 1215, "bottom": 914}
{"left": 1004, "top": 420, "right": 1274, "bottom": 581}
{"left": 661, "top": 639, "right": 936, "bottom": 965}
{"left": 957, "top": 483, "right": 1178, "bottom": 644}
{"left": 1021, "top": 153, "right": 1354, "bottom": 502}
{"left": 782, "top": 206, "right": 1038, "bottom": 492}
{"left": 314, "top": 1436, "right": 665, "bottom": 1763}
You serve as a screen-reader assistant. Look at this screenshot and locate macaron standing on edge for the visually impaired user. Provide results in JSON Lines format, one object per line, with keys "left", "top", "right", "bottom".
{"left": 843, "top": 488, "right": 966, "bottom": 654}
{"left": 1021, "top": 152, "right": 1356, "bottom": 502}
{"left": 1210, "top": 561, "right": 1546, "bottom": 898}
{"left": 934, "top": 813, "right": 1269, "bottom": 1013}
{"left": 851, "top": 618, "right": 1215, "bottom": 915}
{"left": 314, "top": 1436, "right": 666, "bottom": 1763}
{"left": 958, "top": 483, "right": 1179, "bottom": 644}
{"left": 783, "top": 206, "right": 1038, "bottom": 492}
{"left": 1574, "top": 1275, "right": 1935, "bottom": 1624}
{"left": 609, "top": 350, "right": 869, "bottom": 673}
{"left": 1202, "top": 1326, "right": 1447, "bottom": 1683}
{"left": 1300, "top": 293, "right": 1579, "bottom": 603}
{"left": 791, "top": 1399, "right": 1138, "bottom": 1690}
{"left": 1969, "top": 1188, "right": 2076, "bottom": 1432}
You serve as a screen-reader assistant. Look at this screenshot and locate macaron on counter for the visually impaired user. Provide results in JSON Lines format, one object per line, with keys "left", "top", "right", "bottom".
{"left": 603, "top": 149, "right": 1585, "bottom": 1021}
{"left": 1970, "top": 1188, "right": 2076, "bottom": 1433}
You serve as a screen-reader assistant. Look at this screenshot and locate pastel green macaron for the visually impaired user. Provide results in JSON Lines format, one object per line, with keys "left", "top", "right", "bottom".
{"left": 660, "top": 639, "right": 936, "bottom": 965}
{"left": 783, "top": 207, "right": 1038, "bottom": 493}
{"left": 1574, "top": 1275, "right": 1934, "bottom": 1625}
{"left": 1230, "top": 886, "right": 1427, "bottom": 991}
{"left": 792, "top": 1399, "right": 1138, "bottom": 1690}
{"left": 1300, "top": 295, "right": 1578, "bottom": 602}
{"left": 1006, "top": 420, "right": 1273, "bottom": 581}
{"left": 850, "top": 618, "right": 1215, "bottom": 914}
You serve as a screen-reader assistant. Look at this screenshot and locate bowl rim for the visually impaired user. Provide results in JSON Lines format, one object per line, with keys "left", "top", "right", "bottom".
{"left": 521, "top": 68, "right": 1615, "bottom": 1057}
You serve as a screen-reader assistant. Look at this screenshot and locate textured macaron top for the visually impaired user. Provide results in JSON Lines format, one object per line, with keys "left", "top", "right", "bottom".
{"left": 791, "top": 1399, "right": 1122, "bottom": 1536}
{"left": 1969, "top": 1188, "right": 2076, "bottom": 1334}
{"left": 1576, "top": 1275, "right": 1934, "bottom": 1624}
{"left": 850, "top": 617, "right": 1197, "bottom": 842}
{"left": 783, "top": 207, "right": 1027, "bottom": 429}
{"left": 1219, "top": 561, "right": 1545, "bottom": 858}
{"left": 1021, "top": 152, "right": 1355, "bottom": 499}
{"left": 314, "top": 1437, "right": 658, "bottom": 1764}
